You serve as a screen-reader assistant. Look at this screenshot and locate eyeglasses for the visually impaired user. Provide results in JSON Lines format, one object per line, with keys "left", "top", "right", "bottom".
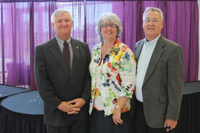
{"left": 144, "top": 19, "right": 162, "bottom": 23}
{"left": 101, "top": 24, "right": 117, "bottom": 28}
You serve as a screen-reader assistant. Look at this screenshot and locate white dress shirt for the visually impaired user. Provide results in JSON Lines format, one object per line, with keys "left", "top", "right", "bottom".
{"left": 136, "top": 35, "right": 160, "bottom": 102}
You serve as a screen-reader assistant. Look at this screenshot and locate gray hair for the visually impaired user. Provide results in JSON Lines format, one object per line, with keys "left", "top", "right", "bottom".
{"left": 143, "top": 7, "right": 164, "bottom": 21}
{"left": 51, "top": 9, "right": 73, "bottom": 24}
{"left": 96, "top": 13, "right": 123, "bottom": 42}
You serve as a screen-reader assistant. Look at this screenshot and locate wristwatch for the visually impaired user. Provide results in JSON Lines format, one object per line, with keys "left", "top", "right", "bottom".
{"left": 115, "top": 105, "right": 121, "bottom": 110}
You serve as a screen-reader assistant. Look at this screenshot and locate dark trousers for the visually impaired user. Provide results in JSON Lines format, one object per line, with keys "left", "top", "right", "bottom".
{"left": 46, "top": 120, "right": 88, "bottom": 133}
{"left": 134, "top": 100, "right": 176, "bottom": 133}
{"left": 89, "top": 109, "right": 133, "bottom": 133}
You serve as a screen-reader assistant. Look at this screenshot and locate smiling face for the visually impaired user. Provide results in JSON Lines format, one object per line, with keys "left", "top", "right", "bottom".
{"left": 143, "top": 10, "right": 164, "bottom": 41}
{"left": 100, "top": 22, "right": 118, "bottom": 42}
{"left": 52, "top": 12, "right": 73, "bottom": 40}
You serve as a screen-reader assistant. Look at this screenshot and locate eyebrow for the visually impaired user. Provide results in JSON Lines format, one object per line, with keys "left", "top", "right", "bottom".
{"left": 145, "top": 17, "right": 159, "bottom": 19}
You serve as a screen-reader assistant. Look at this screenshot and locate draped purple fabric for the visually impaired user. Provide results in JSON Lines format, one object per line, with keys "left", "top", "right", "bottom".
{"left": 0, "top": 0, "right": 199, "bottom": 90}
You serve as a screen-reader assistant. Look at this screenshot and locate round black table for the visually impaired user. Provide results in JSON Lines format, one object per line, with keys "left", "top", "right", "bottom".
{"left": 0, "top": 91, "right": 47, "bottom": 133}
{"left": 0, "top": 84, "right": 30, "bottom": 101}
{"left": 0, "top": 82, "right": 200, "bottom": 133}
{"left": 176, "top": 81, "right": 200, "bottom": 133}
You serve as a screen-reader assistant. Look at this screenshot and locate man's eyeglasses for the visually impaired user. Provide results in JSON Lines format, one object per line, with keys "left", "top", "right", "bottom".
{"left": 101, "top": 24, "right": 117, "bottom": 28}
{"left": 144, "top": 19, "right": 162, "bottom": 23}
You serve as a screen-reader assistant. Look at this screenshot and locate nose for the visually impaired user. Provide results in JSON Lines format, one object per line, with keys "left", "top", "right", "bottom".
{"left": 148, "top": 20, "right": 154, "bottom": 25}
{"left": 62, "top": 21, "right": 67, "bottom": 25}
{"left": 107, "top": 26, "right": 112, "bottom": 29}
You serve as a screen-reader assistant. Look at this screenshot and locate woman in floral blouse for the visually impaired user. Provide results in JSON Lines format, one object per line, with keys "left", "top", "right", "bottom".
{"left": 89, "top": 13, "right": 136, "bottom": 133}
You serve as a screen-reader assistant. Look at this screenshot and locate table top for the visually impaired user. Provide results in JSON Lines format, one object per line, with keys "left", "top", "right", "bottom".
{"left": 1, "top": 91, "right": 44, "bottom": 115}
{"left": 0, "top": 84, "right": 30, "bottom": 98}
{"left": 183, "top": 81, "right": 200, "bottom": 95}
{"left": 1, "top": 81, "right": 199, "bottom": 116}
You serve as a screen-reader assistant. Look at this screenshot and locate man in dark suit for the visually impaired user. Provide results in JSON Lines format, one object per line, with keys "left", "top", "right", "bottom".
{"left": 132, "top": 7, "right": 184, "bottom": 133}
{"left": 34, "top": 9, "right": 91, "bottom": 133}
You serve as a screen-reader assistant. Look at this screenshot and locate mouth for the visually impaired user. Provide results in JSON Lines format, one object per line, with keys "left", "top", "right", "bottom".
{"left": 105, "top": 31, "right": 113, "bottom": 34}
{"left": 61, "top": 26, "right": 68, "bottom": 29}
{"left": 147, "top": 27, "right": 154, "bottom": 30}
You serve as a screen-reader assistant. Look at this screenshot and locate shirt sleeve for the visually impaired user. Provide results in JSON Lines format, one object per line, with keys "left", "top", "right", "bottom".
{"left": 119, "top": 47, "right": 136, "bottom": 98}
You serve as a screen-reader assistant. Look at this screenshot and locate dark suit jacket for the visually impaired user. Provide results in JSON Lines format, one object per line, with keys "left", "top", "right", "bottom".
{"left": 132, "top": 35, "right": 184, "bottom": 128}
{"left": 34, "top": 37, "right": 91, "bottom": 126}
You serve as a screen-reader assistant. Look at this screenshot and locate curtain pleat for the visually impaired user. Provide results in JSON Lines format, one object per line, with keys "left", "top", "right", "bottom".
{"left": 0, "top": 0, "right": 199, "bottom": 90}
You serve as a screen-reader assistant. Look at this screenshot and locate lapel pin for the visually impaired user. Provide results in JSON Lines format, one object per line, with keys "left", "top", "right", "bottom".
{"left": 76, "top": 46, "right": 79, "bottom": 49}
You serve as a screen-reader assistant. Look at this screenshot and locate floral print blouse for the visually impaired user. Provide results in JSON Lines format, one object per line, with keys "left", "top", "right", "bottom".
{"left": 89, "top": 39, "right": 136, "bottom": 116}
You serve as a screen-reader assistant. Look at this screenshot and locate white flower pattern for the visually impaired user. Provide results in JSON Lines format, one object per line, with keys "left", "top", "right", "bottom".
{"left": 89, "top": 39, "right": 136, "bottom": 116}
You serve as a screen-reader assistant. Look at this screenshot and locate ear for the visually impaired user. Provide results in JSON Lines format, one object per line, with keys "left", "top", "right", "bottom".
{"left": 71, "top": 20, "right": 74, "bottom": 26}
{"left": 142, "top": 22, "right": 145, "bottom": 29}
{"left": 52, "top": 22, "right": 55, "bottom": 29}
{"left": 161, "top": 20, "right": 164, "bottom": 29}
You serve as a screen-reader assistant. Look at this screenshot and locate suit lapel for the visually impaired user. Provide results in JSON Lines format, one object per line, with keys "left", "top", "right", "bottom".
{"left": 70, "top": 38, "right": 80, "bottom": 76}
{"left": 135, "top": 39, "right": 144, "bottom": 61}
{"left": 143, "top": 36, "right": 165, "bottom": 86}
{"left": 49, "top": 38, "right": 70, "bottom": 76}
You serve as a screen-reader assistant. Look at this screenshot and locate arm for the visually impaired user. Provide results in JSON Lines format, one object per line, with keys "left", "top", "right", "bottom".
{"left": 164, "top": 45, "right": 184, "bottom": 131}
{"left": 112, "top": 47, "right": 136, "bottom": 124}
{"left": 68, "top": 44, "right": 91, "bottom": 113}
{"left": 34, "top": 46, "right": 62, "bottom": 112}
{"left": 80, "top": 44, "right": 91, "bottom": 105}
{"left": 112, "top": 97, "right": 129, "bottom": 125}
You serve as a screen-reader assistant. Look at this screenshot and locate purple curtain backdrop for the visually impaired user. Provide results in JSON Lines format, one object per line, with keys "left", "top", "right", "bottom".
{"left": 0, "top": 0, "right": 199, "bottom": 90}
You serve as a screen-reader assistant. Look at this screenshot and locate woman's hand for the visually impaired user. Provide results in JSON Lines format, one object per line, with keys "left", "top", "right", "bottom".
{"left": 112, "top": 96, "right": 129, "bottom": 125}
{"left": 112, "top": 107, "right": 123, "bottom": 125}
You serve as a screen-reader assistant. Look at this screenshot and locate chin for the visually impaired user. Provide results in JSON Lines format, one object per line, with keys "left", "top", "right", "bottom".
{"left": 61, "top": 31, "right": 69, "bottom": 34}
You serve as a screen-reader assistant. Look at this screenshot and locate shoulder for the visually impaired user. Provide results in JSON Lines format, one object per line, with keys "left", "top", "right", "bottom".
{"left": 118, "top": 42, "right": 135, "bottom": 58}
{"left": 91, "top": 43, "right": 101, "bottom": 52}
{"left": 118, "top": 42, "right": 131, "bottom": 52}
{"left": 163, "top": 37, "right": 178, "bottom": 45}
{"left": 36, "top": 38, "right": 56, "bottom": 50}
{"left": 161, "top": 36, "right": 183, "bottom": 51}
{"left": 135, "top": 38, "right": 145, "bottom": 47}
{"left": 135, "top": 39, "right": 145, "bottom": 48}
{"left": 35, "top": 38, "right": 56, "bottom": 54}
{"left": 71, "top": 38, "right": 88, "bottom": 47}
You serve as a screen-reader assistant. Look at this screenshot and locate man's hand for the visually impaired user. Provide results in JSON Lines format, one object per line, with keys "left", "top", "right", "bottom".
{"left": 67, "top": 98, "right": 86, "bottom": 114}
{"left": 164, "top": 119, "right": 177, "bottom": 132}
{"left": 68, "top": 98, "right": 86, "bottom": 108}
{"left": 57, "top": 101, "right": 80, "bottom": 114}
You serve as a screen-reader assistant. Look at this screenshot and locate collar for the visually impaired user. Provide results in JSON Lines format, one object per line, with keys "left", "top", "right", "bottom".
{"left": 97, "top": 38, "right": 121, "bottom": 50}
{"left": 144, "top": 34, "right": 161, "bottom": 48}
{"left": 55, "top": 35, "right": 71, "bottom": 45}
